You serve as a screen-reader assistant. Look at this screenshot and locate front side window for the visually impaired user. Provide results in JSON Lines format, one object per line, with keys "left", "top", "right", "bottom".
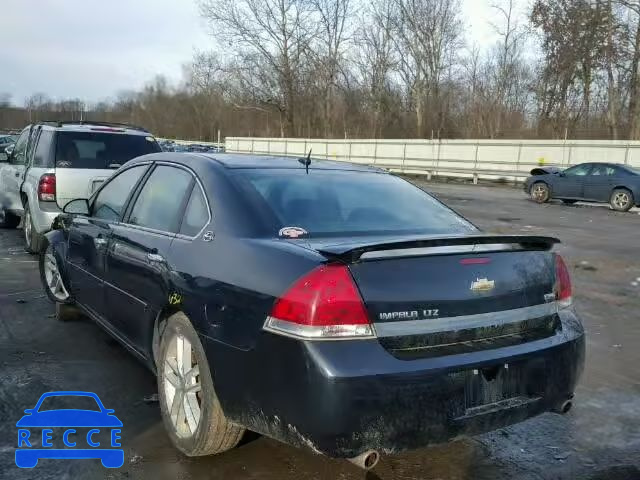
{"left": 564, "top": 164, "right": 592, "bottom": 176}
{"left": 10, "top": 128, "right": 30, "bottom": 165}
{"left": 92, "top": 165, "right": 147, "bottom": 221}
{"left": 128, "top": 166, "right": 193, "bottom": 233}
{"left": 233, "top": 169, "right": 476, "bottom": 236}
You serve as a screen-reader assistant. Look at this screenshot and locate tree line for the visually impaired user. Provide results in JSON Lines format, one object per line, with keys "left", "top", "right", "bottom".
{"left": 3, "top": 0, "right": 640, "bottom": 141}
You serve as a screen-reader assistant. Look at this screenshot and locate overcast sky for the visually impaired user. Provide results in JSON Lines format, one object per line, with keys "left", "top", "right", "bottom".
{"left": 0, "top": 0, "right": 521, "bottom": 106}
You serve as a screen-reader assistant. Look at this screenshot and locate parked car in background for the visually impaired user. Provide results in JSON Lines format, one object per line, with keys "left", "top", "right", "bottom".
{"left": 525, "top": 162, "right": 640, "bottom": 211}
{"left": 42, "top": 153, "right": 584, "bottom": 468}
{"left": 0, "top": 121, "right": 160, "bottom": 252}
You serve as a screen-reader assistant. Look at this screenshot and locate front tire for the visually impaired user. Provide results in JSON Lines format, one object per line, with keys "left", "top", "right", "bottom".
{"left": 158, "top": 312, "right": 244, "bottom": 457}
{"left": 610, "top": 188, "right": 634, "bottom": 212}
{"left": 530, "top": 182, "right": 550, "bottom": 203}
{"left": 23, "top": 203, "right": 44, "bottom": 254}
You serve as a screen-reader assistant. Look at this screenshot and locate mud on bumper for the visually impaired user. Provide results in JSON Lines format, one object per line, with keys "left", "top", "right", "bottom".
{"left": 205, "top": 309, "right": 585, "bottom": 458}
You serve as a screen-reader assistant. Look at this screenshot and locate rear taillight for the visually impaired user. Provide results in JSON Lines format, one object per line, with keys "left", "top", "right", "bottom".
{"left": 264, "top": 264, "right": 374, "bottom": 339}
{"left": 38, "top": 174, "right": 56, "bottom": 202}
{"left": 555, "top": 254, "right": 572, "bottom": 308}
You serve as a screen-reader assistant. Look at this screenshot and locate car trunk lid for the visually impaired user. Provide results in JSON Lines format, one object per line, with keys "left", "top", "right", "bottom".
{"left": 309, "top": 234, "right": 561, "bottom": 358}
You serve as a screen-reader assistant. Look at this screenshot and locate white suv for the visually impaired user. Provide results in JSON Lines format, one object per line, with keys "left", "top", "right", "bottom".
{"left": 0, "top": 121, "right": 160, "bottom": 252}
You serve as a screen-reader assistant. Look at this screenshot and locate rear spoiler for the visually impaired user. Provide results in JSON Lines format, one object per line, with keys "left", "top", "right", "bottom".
{"left": 317, "top": 235, "right": 560, "bottom": 263}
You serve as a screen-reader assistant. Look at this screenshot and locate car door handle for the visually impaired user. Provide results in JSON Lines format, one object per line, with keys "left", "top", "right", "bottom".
{"left": 147, "top": 253, "right": 165, "bottom": 262}
{"left": 94, "top": 238, "right": 108, "bottom": 247}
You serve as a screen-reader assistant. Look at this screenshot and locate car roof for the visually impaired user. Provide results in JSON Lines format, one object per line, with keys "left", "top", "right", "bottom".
{"left": 36, "top": 121, "right": 150, "bottom": 135}
{"left": 128, "top": 152, "right": 386, "bottom": 173}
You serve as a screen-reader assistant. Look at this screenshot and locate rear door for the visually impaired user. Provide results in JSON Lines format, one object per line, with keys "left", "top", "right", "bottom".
{"left": 66, "top": 164, "right": 149, "bottom": 320}
{"left": 53, "top": 130, "right": 161, "bottom": 208}
{"left": 552, "top": 163, "right": 592, "bottom": 198}
{"left": 105, "top": 164, "right": 195, "bottom": 351}
{"left": 581, "top": 164, "right": 616, "bottom": 202}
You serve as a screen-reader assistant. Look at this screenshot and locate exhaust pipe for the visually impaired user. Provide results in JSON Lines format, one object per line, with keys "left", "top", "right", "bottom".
{"left": 553, "top": 400, "right": 573, "bottom": 414}
{"left": 347, "top": 450, "right": 380, "bottom": 470}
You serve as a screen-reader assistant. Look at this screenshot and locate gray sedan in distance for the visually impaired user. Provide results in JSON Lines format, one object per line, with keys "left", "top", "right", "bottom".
{"left": 525, "top": 162, "right": 640, "bottom": 211}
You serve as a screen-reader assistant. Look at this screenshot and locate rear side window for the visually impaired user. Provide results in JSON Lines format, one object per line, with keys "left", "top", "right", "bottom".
{"left": 33, "top": 130, "right": 54, "bottom": 167}
{"left": 233, "top": 169, "right": 476, "bottom": 236}
{"left": 129, "top": 166, "right": 193, "bottom": 233}
{"left": 55, "top": 131, "right": 160, "bottom": 169}
{"left": 92, "top": 165, "right": 147, "bottom": 221}
{"left": 179, "top": 186, "right": 209, "bottom": 236}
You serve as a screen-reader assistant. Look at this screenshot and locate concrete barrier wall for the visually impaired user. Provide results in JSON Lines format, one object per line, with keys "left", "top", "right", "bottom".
{"left": 225, "top": 137, "right": 640, "bottom": 181}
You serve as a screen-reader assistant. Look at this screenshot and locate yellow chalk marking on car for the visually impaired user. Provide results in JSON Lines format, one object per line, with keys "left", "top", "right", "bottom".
{"left": 169, "top": 293, "right": 183, "bottom": 305}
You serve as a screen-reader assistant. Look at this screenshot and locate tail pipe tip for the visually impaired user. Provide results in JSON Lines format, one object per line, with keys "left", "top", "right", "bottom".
{"left": 347, "top": 450, "right": 380, "bottom": 470}
{"left": 553, "top": 395, "right": 574, "bottom": 415}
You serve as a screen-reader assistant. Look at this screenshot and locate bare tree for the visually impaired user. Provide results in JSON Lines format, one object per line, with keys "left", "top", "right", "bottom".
{"left": 198, "top": 0, "right": 316, "bottom": 136}
{"left": 354, "top": 0, "right": 397, "bottom": 137}
{"left": 392, "top": 0, "right": 463, "bottom": 137}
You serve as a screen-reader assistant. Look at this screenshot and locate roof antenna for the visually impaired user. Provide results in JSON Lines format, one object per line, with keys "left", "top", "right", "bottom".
{"left": 298, "top": 149, "right": 311, "bottom": 174}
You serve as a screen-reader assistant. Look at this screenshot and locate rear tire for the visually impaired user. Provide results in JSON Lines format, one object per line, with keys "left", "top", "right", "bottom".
{"left": 23, "top": 203, "right": 45, "bottom": 254}
{"left": 530, "top": 182, "right": 550, "bottom": 203}
{"left": 610, "top": 188, "right": 634, "bottom": 212}
{"left": 157, "top": 312, "right": 245, "bottom": 457}
{"left": 0, "top": 207, "right": 20, "bottom": 228}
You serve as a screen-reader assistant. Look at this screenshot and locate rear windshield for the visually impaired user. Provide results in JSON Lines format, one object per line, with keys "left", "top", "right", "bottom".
{"left": 55, "top": 131, "right": 160, "bottom": 169}
{"left": 233, "top": 169, "right": 476, "bottom": 236}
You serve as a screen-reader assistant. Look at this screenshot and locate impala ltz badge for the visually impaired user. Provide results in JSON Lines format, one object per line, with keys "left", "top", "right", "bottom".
{"left": 471, "top": 277, "right": 495, "bottom": 293}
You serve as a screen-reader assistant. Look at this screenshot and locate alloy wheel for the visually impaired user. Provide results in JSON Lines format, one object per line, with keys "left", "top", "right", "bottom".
{"left": 613, "top": 192, "right": 630, "bottom": 210}
{"left": 532, "top": 184, "right": 548, "bottom": 202}
{"left": 43, "top": 253, "right": 70, "bottom": 301}
{"left": 163, "top": 334, "right": 202, "bottom": 438}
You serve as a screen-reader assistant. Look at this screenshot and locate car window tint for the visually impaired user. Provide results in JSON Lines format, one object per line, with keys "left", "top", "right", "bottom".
{"left": 234, "top": 169, "right": 477, "bottom": 236}
{"left": 92, "top": 166, "right": 147, "bottom": 221}
{"left": 10, "top": 128, "right": 30, "bottom": 165}
{"left": 33, "top": 130, "right": 54, "bottom": 167}
{"left": 129, "top": 166, "right": 193, "bottom": 233}
{"left": 180, "top": 185, "right": 209, "bottom": 236}
{"left": 591, "top": 165, "right": 616, "bottom": 176}
{"left": 55, "top": 131, "right": 161, "bottom": 169}
{"left": 564, "top": 164, "right": 592, "bottom": 176}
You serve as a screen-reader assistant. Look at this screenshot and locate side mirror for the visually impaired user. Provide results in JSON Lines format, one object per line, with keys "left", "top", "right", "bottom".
{"left": 63, "top": 198, "right": 90, "bottom": 215}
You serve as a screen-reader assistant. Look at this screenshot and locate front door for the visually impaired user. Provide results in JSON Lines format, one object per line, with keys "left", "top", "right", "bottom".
{"left": 66, "top": 164, "right": 149, "bottom": 320}
{"left": 553, "top": 163, "right": 593, "bottom": 198}
{"left": 0, "top": 127, "right": 31, "bottom": 213}
{"left": 105, "top": 164, "right": 194, "bottom": 352}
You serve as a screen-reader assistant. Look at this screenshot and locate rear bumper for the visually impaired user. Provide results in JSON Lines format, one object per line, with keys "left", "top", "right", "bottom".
{"left": 204, "top": 308, "right": 585, "bottom": 458}
{"left": 32, "top": 204, "right": 61, "bottom": 234}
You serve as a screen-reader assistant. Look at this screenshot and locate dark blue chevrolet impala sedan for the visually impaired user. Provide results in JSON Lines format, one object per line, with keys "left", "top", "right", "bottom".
{"left": 40, "top": 153, "right": 585, "bottom": 469}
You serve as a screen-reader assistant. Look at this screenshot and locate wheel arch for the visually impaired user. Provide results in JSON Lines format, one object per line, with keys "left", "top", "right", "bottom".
{"left": 151, "top": 304, "right": 183, "bottom": 370}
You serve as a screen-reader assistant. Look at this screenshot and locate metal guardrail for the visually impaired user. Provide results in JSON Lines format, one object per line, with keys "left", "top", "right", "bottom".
{"left": 225, "top": 137, "right": 640, "bottom": 183}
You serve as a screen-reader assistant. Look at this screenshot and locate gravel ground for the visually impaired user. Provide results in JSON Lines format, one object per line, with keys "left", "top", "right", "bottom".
{"left": 0, "top": 180, "right": 638, "bottom": 480}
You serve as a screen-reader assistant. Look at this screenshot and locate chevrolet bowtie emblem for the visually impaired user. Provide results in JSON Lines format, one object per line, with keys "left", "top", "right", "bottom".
{"left": 470, "top": 277, "right": 495, "bottom": 292}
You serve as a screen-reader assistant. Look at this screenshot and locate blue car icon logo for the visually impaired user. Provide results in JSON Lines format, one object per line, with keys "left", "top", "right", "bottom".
{"left": 15, "top": 391, "right": 123, "bottom": 468}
